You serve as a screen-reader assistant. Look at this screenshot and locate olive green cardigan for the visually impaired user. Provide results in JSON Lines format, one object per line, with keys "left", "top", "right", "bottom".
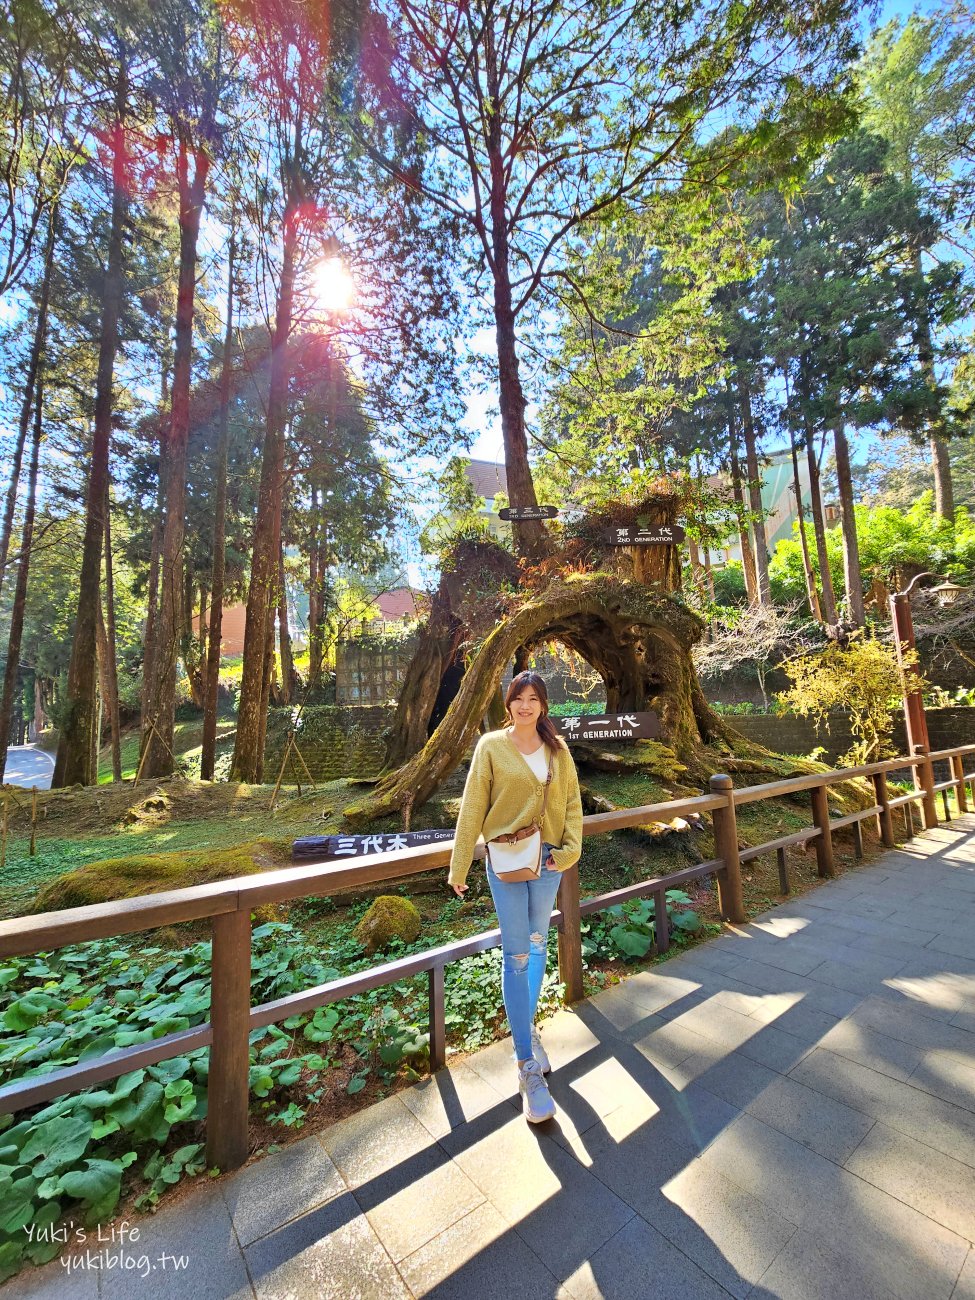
{"left": 448, "top": 729, "right": 584, "bottom": 887}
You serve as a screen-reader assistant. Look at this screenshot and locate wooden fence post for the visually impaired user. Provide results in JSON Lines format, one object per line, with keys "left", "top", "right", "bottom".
{"left": 428, "top": 965, "right": 446, "bottom": 1072}
{"left": 206, "top": 909, "right": 252, "bottom": 1173}
{"left": 951, "top": 753, "right": 969, "bottom": 814}
{"left": 556, "top": 866, "right": 584, "bottom": 1004}
{"left": 809, "top": 780, "right": 835, "bottom": 878}
{"left": 915, "top": 744, "right": 938, "bottom": 830}
{"left": 872, "top": 771, "right": 895, "bottom": 849}
{"left": 709, "top": 774, "right": 746, "bottom": 924}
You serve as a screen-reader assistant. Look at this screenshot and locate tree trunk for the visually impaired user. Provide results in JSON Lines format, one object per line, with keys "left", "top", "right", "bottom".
{"left": 198, "top": 582, "right": 209, "bottom": 673}
{"left": 796, "top": 363, "right": 839, "bottom": 626}
{"left": 739, "top": 378, "right": 770, "bottom": 604}
{"left": 0, "top": 363, "right": 45, "bottom": 780}
{"left": 0, "top": 211, "right": 57, "bottom": 594}
{"left": 53, "top": 65, "right": 128, "bottom": 788}
{"left": 95, "top": 601, "right": 115, "bottom": 777}
{"left": 914, "top": 250, "right": 954, "bottom": 519}
{"left": 231, "top": 216, "right": 297, "bottom": 782}
{"left": 201, "top": 227, "right": 235, "bottom": 781}
{"left": 140, "top": 136, "right": 210, "bottom": 778}
{"left": 278, "top": 531, "right": 293, "bottom": 705}
{"left": 832, "top": 422, "right": 865, "bottom": 626}
{"left": 102, "top": 484, "right": 122, "bottom": 781}
{"left": 930, "top": 431, "right": 953, "bottom": 520}
{"left": 307, "top": 484, "right": 323, "bottom": 690}
{"left": 728, "top": 417, "right": 759, "bottom": 604}
{"left": 141, "top": 473, "right": 164, "bottom": 723}
{"left": 787, "top": 418, "right": 822, "bottom": 622}
{"left": 34, "top": 676, "right": 46, "bottom": 737}
{"left": 484, "top": 25, "right": 547, "bottom": 563}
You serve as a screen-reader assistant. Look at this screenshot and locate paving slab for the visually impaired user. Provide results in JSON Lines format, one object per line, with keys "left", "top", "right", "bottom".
{"left": 704, "top": 1113, "right": 970, "bottom": 1300}
{"left": 220, "top": 1136, "right": 346, "bottom": 1247}
{"left": 244, "top": 1193, "right": 409, "bottom": 1300}
{"left": 844, "top": 1121, "right": 975, "bottom": 1241}
{"left": 790, "top": 1047, "right": 975, "bottom": 1170}
{"left": 395, "top": 1202, "right": 560, "bottom": 1300}
{"left": 952, "top": 1249, "right": 975, "bottom": 1300}
{"left": 561, "top": 1214, "right": 735, "bottom": 1300}
{"left": 909, "top": 1050, "right": 975, "bottom": 1113}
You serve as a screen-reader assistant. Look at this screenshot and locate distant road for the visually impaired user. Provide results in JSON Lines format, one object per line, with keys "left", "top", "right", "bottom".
{"left": 2, "top": 745, "right": 55, "bottom": 790}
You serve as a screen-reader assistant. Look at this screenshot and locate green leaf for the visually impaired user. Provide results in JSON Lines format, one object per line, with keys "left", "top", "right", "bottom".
{"left": 0, "top": 1173, "right": 38, "bottom": 1233}
{"left": 3, "top": 995, "right": 50, "bottom": 1031}
{"left": 609, "top": 924, "right": 653, "bottom": 959}
{"left": 108, "top": 1080, "right": 168, "bottom": 1141}
{"left": 78, "top": 1034, "right": 118, "bottom": 1061}
{"left": 59, "top": 1158, "right": 122, "bottom": 1209}
{"left": 672, "top": 910, "right": 702, "bottom": 933}
{"left": 346, "top": 1074, "right": 367, "bottom": 1095}
{"left": 0, "top": 1239, "right": 25, "bottom": 1284}
{"left": 23, "top": 1202, "right": 62, "bottom": 1265}
{"left": 20, "top": 1117, "right": 93, "bottom": 1178}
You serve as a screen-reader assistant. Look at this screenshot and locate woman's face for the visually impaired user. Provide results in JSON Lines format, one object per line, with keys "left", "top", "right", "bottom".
{"left": 510, "top": 687, "right": 543, "bottom": 725}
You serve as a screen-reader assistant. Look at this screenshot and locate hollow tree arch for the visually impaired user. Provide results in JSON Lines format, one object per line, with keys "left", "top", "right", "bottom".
{"left": 383, "top": 496, "right": 684, "bottom": 770}
{"left": 348, "top": 571, "right": 732, "bottom": 826}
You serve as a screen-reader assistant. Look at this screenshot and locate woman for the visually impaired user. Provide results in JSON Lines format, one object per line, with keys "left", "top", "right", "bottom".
{"left": 449, "top": 671, "right": 583, "bottom": 1122}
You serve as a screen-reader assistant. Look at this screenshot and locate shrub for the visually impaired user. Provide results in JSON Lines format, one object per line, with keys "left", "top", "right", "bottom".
{"left": 777, "top": 637, "right": 915, "bottom": 765}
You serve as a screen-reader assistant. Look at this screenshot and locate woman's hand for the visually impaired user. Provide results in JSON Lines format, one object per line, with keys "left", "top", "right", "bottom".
{"left": 545, "top": 853, "right": 556, "bottom": 868}
{"left": 451, "top": 882, "right": 468, "bottom": 898}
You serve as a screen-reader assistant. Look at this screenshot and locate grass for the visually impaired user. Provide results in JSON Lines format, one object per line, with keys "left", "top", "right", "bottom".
{"left": 96, "top": 719, "right": 237, "bottom": 784}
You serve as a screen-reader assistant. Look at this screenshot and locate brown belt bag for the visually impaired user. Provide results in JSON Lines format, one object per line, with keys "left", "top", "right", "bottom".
{"left": 487, "top": 757, "right": 553, "bottom": 882}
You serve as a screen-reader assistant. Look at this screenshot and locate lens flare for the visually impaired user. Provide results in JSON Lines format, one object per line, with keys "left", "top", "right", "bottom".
{"left": 313, "top": 257, "right": 355, "bottom": 312}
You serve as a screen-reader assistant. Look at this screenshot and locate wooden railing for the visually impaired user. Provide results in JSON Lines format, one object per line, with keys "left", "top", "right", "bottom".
{"left": 2, "top": 740, "right": 974, "bottom": 1173}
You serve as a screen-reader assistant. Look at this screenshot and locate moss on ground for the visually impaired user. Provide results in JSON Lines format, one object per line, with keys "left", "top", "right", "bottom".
{"left": 30, "top": 838, "right": 293, "bottom": 914}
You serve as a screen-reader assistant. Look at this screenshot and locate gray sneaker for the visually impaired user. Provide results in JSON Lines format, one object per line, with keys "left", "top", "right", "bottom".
{"left": 518, "top": 1058, "right": 555, "bottom": 1123}
{"left": 531, "top": 1024, "right": 551, "bottom": 1074}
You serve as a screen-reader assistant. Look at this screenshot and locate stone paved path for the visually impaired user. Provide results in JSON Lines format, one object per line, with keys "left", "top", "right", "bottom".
{"left": 9, "top": 818, "right": 975, "bottom": 1300}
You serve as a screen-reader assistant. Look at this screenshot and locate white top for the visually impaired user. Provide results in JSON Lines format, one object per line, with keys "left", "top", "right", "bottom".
{"left": 520, "top": 744, "right": 550, "bottom": 782}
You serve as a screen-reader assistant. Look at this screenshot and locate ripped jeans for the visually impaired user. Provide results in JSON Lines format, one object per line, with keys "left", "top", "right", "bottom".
{"left": 486, "top": 845, "right": 563, "bottom": 1063}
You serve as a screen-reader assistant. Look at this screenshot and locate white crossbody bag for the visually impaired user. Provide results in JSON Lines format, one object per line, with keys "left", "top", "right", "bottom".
{"left": 487, "top": 756, "right": 553, "bottom": 882}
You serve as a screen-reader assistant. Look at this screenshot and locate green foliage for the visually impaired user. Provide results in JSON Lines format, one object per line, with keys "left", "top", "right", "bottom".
{"left": 547, "top": 701, "right": 606, "bottom": 718}
{"left": 778, "top": 638, "right": 914, "bottom": 764}
{"left": 769, "top": 494, "right": 975, "bottom": 602}
{"left": 443, "top": 939, "right": 563, "bottom": 1052}
{"left": 581, "top": 891, "right": 705, "bottom": 964}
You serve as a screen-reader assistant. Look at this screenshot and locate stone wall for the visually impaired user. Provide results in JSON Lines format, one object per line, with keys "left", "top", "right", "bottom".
{"left": 730, "top": 706, "right": 975, "bottom": 765}
{"left": 263, "top": 705, "right": 395, "bottom": 782}
{"left": 335, "top": 634, "right": 418, "bottom": 706}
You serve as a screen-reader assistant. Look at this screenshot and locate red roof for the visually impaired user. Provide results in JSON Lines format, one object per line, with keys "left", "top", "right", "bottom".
{"left": 374, "top": 587, "right": 422, "bottom": 620}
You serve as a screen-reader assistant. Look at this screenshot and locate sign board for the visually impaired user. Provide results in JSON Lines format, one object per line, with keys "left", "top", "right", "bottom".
{"left": 292, "top": 829, "right": 453, "bottom": 862}
{"left": 602, "top": 524, "right": 685, "bottom": 546}
{"left": 554, "top": 711, "right": 661, "bottom": 742}
{"left": 498, "top": 505, "right": 559, "bottom": 521}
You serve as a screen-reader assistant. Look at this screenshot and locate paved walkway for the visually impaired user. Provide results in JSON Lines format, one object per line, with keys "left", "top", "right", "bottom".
{"left": 2, "top": 745, "right": 53, "bottom": 790}
{"left": 12, "top": 818, "right": 975, "bottom": 1300}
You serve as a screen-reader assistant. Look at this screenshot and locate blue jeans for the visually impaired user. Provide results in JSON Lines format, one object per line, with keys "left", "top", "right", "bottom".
{"left": 486, "top": 845, "right": 563, "bottom": 1063}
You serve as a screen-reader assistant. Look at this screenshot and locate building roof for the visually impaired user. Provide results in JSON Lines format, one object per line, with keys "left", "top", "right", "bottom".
{"left": 465, "top": 458, "right": 508, "bottom": 500}
{"left": 373, "top": 587, "right": 422, "bottom": 621}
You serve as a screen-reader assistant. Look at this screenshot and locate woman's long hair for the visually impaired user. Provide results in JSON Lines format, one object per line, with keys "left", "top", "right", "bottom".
{"left": 503, "top": 671, "right": 563, "bottom": 756}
